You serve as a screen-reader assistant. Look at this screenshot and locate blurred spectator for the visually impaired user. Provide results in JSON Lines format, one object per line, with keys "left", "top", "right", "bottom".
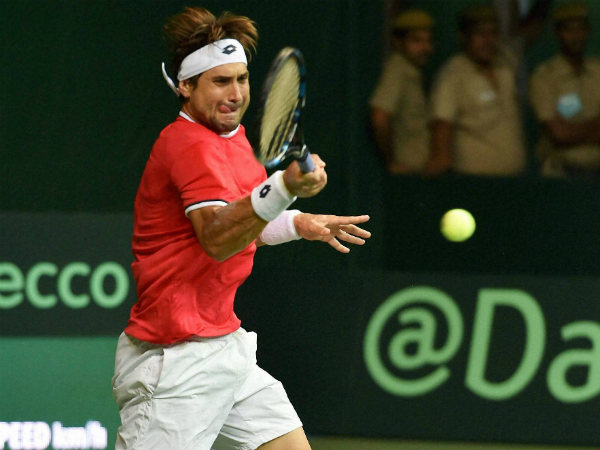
{"left": 369, "top": 9, "right": 434, "bottom": 174}
{"left": 529, "top": 1, "right": 600, "bottom": 177}
{"left": 495, "top": 0, "right": 553, "bottom": 97}
{"left": 425, "top": 3, "right": 527, "bottom": 177}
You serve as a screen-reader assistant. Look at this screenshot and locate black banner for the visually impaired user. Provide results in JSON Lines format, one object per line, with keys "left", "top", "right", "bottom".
{"left": 238, "top": 261, "right": 600, "bottom": 447}
{"left": 0, "top": 213, "right": 134, "bottom": 335}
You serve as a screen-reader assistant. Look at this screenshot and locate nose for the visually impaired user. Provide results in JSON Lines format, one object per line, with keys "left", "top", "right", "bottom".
{"left": 229, "top": 81, "right": 243, "bottom": 103}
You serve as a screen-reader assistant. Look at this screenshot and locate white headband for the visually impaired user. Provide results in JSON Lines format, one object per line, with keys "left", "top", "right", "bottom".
{"left": 161, "top": 38, "right": 247, "bottom": 96}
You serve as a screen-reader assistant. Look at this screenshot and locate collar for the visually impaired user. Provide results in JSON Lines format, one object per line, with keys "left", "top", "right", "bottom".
{"left": 395, "top": 52, "right": 421, "bottom": 78}
{"left": 178, "top": 111, "right": 240, "bottom": 138}
{"left": 555, "top": 54, "right": 589, "bottom": 76}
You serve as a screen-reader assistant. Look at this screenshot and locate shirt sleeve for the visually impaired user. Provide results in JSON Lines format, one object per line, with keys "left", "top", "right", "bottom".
{"left": 430, "top": 63, "right": 460, "bottom": 122}
{"left": 529, "top": 66, "right": 556, "bottom": 122}
{"left": 168, "top": 139, "right": 235, "bottom": 214}
{"left": 498, "top": 43, "right": 519, "bottom": 72}
{"left": 369, "top": 55, "right": 405, "bottom": 113}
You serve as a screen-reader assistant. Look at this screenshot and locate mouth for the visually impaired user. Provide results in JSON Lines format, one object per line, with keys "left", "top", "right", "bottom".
{"left": 218, "top": 104, "right": 239, "bottom": 114}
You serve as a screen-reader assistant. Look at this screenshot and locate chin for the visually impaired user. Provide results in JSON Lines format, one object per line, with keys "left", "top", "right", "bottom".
{"left": 219, "top": 114, "right": 242, "bottom": 128}
{"left": 219, "top": 122, "right": 240, "bottom": 133}
{"left": 415, "top": 57, "right": 430, "bottom": 68}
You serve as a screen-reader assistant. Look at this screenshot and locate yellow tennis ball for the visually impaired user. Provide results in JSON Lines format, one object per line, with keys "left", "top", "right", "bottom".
{"left": 440, "top": 209, "right": 476, "bottom": 242}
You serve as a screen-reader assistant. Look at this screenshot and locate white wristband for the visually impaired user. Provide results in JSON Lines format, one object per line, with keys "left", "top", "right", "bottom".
{"left": 251, "top": 171, "right": 297, "bottom": 222}
{"left": 260, "top": 210, "right": 302, "bottom": 245}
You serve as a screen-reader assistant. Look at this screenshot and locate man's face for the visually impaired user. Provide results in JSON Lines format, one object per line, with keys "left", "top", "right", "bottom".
{"left": 463, "top": 21, "right": 499, "bottom": 66}
{"left": 556, "top": 19, "right": 590, "bottom": 58}
{"left": 398, "top": 29, "right": 434, "bottom": 68}
{"left": 180, "top": 62, "right": 250, "bottom": 134}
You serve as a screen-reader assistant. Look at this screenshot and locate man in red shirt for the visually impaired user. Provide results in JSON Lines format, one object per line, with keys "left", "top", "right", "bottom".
{"left": 112, "top": 7, "right": 370, "bottom": 450}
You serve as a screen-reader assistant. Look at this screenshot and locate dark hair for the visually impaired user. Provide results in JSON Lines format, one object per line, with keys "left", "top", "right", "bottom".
{"left": 458, "top": 4, "right": 498, "bottom": 35}
{"left": 392, "top": 28, "right": 411, "bottom": 39}
{"left": 163, "top": 7, "right": 258, "bottom": 88}
{"left": 554, "top": 16, "right": 590, "bottom": 31}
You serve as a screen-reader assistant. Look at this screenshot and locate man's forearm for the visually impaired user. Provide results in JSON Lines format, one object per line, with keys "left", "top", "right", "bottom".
{"left": 189, "top": 197, "right": 267, "bottom": 262}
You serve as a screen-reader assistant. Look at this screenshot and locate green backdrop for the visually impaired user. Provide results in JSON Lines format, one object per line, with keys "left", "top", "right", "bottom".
{"left": 3, "top": 1, "right": 600, "bottom": 449}
{"left": 3, "top": 0, "right": 600, "bottom": 274}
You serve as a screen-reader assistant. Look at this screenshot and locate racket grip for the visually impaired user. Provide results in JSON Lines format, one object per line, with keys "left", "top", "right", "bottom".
{"left": 297, "top": 151, "right": 314, "bottom": 173}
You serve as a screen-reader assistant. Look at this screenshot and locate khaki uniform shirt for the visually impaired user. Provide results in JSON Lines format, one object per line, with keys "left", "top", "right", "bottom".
{"left": 529, "top": 54, "right": 600, "bottom": 175}
{"left": 430, "top": 51, "right": 526, "bottom": 175}
{"left": 369, "top": 52, "right": 429, "bottom": 170}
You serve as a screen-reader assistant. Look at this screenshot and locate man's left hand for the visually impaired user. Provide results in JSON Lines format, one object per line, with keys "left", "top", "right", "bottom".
{"left": 293, "top": 213, "right": 371, "bottom": 253}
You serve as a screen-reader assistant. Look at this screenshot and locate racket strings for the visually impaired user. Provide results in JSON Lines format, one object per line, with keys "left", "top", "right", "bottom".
{"left": 259, "top": 59, "right": 301, "bottom": 161}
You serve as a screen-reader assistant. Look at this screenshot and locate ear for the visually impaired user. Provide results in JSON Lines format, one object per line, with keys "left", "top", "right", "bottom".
{"left": 178, "top": 80, "right": 192, "bottom": 99}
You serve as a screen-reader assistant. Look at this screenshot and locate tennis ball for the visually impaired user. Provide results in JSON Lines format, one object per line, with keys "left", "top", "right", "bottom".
{"left": 440, "top": 208, "right": 476, "bottom": 242}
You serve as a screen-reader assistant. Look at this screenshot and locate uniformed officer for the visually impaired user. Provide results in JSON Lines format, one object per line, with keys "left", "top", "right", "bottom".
{"left": 369, "top": 9, "right": 434, "bottom": 174}
{"left": 426, "top": 3, "right": 527, "bottom": 177}
{"left": 529, "top": 1, "right": 600, "bottom": 177}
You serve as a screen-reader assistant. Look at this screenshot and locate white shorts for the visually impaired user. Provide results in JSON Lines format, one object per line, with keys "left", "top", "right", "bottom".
{"left": 112, "top": 329, "right": 302, "bottom": 450}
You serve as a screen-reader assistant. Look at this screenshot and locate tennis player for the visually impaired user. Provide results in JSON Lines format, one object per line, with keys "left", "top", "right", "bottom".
{"left": 111, "top": 6, "right": 370, "bottom": 450}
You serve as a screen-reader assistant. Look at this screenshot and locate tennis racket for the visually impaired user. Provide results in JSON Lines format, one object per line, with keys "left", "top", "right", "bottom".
{"left": 253, "top": 47, "right": 314, "bottom": 173}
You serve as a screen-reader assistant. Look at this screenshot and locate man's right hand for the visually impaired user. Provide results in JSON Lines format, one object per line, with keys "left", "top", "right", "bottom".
{"left": 282, "top": 154, "right": 327, "bottom": 198}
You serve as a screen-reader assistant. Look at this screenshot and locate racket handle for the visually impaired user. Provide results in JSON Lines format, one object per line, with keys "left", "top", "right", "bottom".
{"left": 297, "top": 150, "right": 314, "bottom": 173}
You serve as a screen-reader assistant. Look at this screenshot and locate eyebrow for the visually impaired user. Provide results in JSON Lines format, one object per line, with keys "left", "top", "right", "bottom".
{"left": 211, "top": 70, "right": 249, "bottom": 81}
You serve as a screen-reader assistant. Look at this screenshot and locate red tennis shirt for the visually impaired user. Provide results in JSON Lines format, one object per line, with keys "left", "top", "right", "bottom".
{"left": 125, "top": 114, "right": 267, "bottom": 344}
